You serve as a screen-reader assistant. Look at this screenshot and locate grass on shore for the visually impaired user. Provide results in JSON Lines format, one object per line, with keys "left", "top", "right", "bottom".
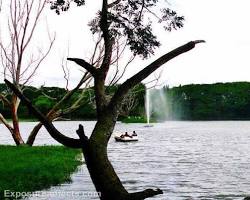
{"left": 6, "top": 118, "right": 38, "bottom": 122}
{"left": 121, "top": 116, "right": 147, "bottom": 123}
{"left": 0, "top": 145, "right": 82, "bottom": 199}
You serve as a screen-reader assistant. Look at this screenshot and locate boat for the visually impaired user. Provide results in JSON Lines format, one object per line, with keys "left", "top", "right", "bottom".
{"left": 114, "top": 135, "right": 138, "bottom": 142}
{"left": 144, "top": 124, "right": 153, "bottom": 127}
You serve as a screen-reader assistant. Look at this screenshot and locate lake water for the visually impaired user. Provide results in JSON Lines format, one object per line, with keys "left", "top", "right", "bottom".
{"left": 1, "top": 121, "right": 250, "bottom": 200}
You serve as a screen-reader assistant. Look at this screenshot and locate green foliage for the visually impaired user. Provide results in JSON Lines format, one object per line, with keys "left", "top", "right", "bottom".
{"left": 67, "top": 103, "right": 96, "bottom": 119}
{"left": 34, "top": 95, "right": 54, "bottom": 114}
{"left": 122, "top": 82, "right": 250, "bottom": 121}
{"left": 0, "top": 84, "right": 96, "bottom": 120}
{"left": 128, "top": 83, "right": 146, "bottom": 116}
{"left": 167, "top": 82, "right": 250, "bottom": 120}
{"left": 121, "top": 116, "right": 146, "bottom": 123}
{"left": 50, "top": 0, "right": 184, "bottom": 58}
{"left": 2, "top": 82, "right": 250, "bottom": 121}
{"left": 0, "top": 145, "right": 82, "bottom": 199}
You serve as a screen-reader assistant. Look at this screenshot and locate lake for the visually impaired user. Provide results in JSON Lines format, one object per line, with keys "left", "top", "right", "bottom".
{"left": 1, "top": 121, "right": 250, "bottom": 200}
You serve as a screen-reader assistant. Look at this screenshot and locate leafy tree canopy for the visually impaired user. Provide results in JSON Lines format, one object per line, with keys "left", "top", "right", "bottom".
{"left": 50, "top": 0, "right": 184, "bottom": 58}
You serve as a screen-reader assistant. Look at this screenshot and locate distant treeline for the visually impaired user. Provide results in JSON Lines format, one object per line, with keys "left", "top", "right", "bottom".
{"left": 1, "top": 82, "right": 250, "bottom": 121}
{"left": 0, "top": 83, "right": 145, "bottom": 120}
{"left": 164, "top": 82, "right": 250, "bottom": 120}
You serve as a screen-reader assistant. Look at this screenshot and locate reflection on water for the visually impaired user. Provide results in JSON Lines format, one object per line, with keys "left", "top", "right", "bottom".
{"left": 1, "top": 121, "right": 250, "bottom": 199}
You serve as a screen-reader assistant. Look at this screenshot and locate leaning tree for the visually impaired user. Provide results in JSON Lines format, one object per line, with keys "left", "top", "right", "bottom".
{"left": 6, "top": 0, "right": 205, "bottom": 199}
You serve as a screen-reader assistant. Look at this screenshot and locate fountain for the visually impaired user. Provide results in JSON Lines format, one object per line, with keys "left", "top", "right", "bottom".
{"left": 144, "top": 89, "right": 153, "bottom": 127}
{"left": 144, "top": 87, "right": 170, "bottom": 127}
{"left": 158, "top": 88, "right": 169, "bottom": 120}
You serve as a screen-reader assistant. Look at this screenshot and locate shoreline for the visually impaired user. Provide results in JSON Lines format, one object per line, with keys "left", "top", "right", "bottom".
{"left": 0, "top": 145, "right": 82, "bottom": 199}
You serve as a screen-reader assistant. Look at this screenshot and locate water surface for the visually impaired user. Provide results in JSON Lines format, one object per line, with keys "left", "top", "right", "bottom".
{"left": 1, "top": 121, "right": 250, "bottom": 199}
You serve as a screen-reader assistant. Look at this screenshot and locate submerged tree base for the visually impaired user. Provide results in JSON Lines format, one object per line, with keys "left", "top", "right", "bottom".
{"left": 0, "top": 145, "right": 82, "bottom": 199}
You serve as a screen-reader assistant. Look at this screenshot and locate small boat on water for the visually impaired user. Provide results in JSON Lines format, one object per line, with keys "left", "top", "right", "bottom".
{"left": 114, "top": 132, "right": 138, "bottom": 142}
{"left": 114, "top": 135, "right": 138, "bottom": 142}
{"left": 144, "top": 124, "right": 153, "bottom": 127}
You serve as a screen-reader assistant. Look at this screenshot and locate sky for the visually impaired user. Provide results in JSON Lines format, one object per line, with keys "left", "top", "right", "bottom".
{"left": 1, "top": 0, "right": 250, "bottom": 88}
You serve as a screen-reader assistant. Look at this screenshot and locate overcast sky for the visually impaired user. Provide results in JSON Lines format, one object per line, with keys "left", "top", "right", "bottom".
{"left": 1, "top": 0, "right": 250, "bottom": 88}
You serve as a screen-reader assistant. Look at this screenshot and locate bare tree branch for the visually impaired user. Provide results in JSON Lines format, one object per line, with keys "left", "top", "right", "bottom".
{"left": 5, "top": 79, "right": 83, "bottom": 148}
{"left": 21, "top": 0, "right": 47, "bottom": 52}
{"left": 0, "top": 94, "right": 11, "bottom": 106}
{"left": 67, "top": 58, "right": 97, "bottom": 76}
{"left": 1, "top": 0, "right": 54, "bottom": 86}
{"left": 138, "top": 0, "right": 145, "bottom": 22}
{"left": 109, "top": 55, "right": 136, "bottom": 86}
{"left": 26, "top": 72, "right": 91, "bottom": 145}
{"left": 109, "top": 40, "right": 205, "bottom": 112}
{"left": 22, "top": 34, "right": 56, "bottom": 85}
{"left": 118, "top": 91, "right": 138, "bottom": 116}
{"left": 26, "top": 34, "right": 99, "bottom": 145}
{"left": 107, "top": 0, "right": 122, "bottom": 8}
{"left": 61, "top": 45, "right": 71, "bottom": 90}
{"left": 90, "top": 33, "right": 103, "bottom": 66}
{"left": 0, "top": 113, "right": 14, "bottom": 133}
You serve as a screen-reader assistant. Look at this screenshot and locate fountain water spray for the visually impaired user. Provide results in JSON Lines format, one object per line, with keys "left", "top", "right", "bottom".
{"left": 145, "top": 87, "right": 170, "bottom": 125}
{"left": 145, "top": 89, "right": 153, "bottom": 127}
{"left": 146, "top": 89, "right": 150, "bottom": 124}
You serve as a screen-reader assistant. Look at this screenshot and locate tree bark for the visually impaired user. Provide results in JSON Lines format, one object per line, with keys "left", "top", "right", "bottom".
{"left": 26, "top": 111, "right": 58, "bottom": 146}
{"left": 81, "top": 114, "right": 163, "bottom": 200}
{"left": 26, "top": 122, "right": 43, "bottom": 145}
{"left": 83, "top": 140, "right": 129, "bottom": 200}
{"left": 11, "top": 95, "right": 24, "bottom": 145}
{"left": 83, "top": 146, "right": 130, "bottom": 200}
{"left": 83, "top": 146, "right": 162, "bottom": 200}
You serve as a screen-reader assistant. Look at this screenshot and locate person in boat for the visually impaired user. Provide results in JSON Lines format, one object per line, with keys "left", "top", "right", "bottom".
{"left": 120, "top": 132, "right": 130, "bottom": 138}
{"left": 132, "top": 131, "right": 137, "bottom": 137}
{"left": 124, "top": 132, "right": 132, "bottom": 138}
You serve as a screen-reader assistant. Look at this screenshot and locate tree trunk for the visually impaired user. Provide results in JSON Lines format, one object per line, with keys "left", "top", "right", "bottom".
{"left": 26, "top": 122, "right": 43, "bottom": 145}
{"left": 83, "top": 143, "right": 129, "bottom": 200}
{"left": 11, "top": 95, "right": 24, "bottom": 145}
{"left": 82, "top": 112, "right": 129, "bottom": 200}
{"left": 81, "top": 114, "right": 162, "bottom": 200}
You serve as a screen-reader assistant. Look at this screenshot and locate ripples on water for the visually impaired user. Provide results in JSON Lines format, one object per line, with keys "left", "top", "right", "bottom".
{"left": 1, "top": 121, "right": 250, "bottom": 199}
